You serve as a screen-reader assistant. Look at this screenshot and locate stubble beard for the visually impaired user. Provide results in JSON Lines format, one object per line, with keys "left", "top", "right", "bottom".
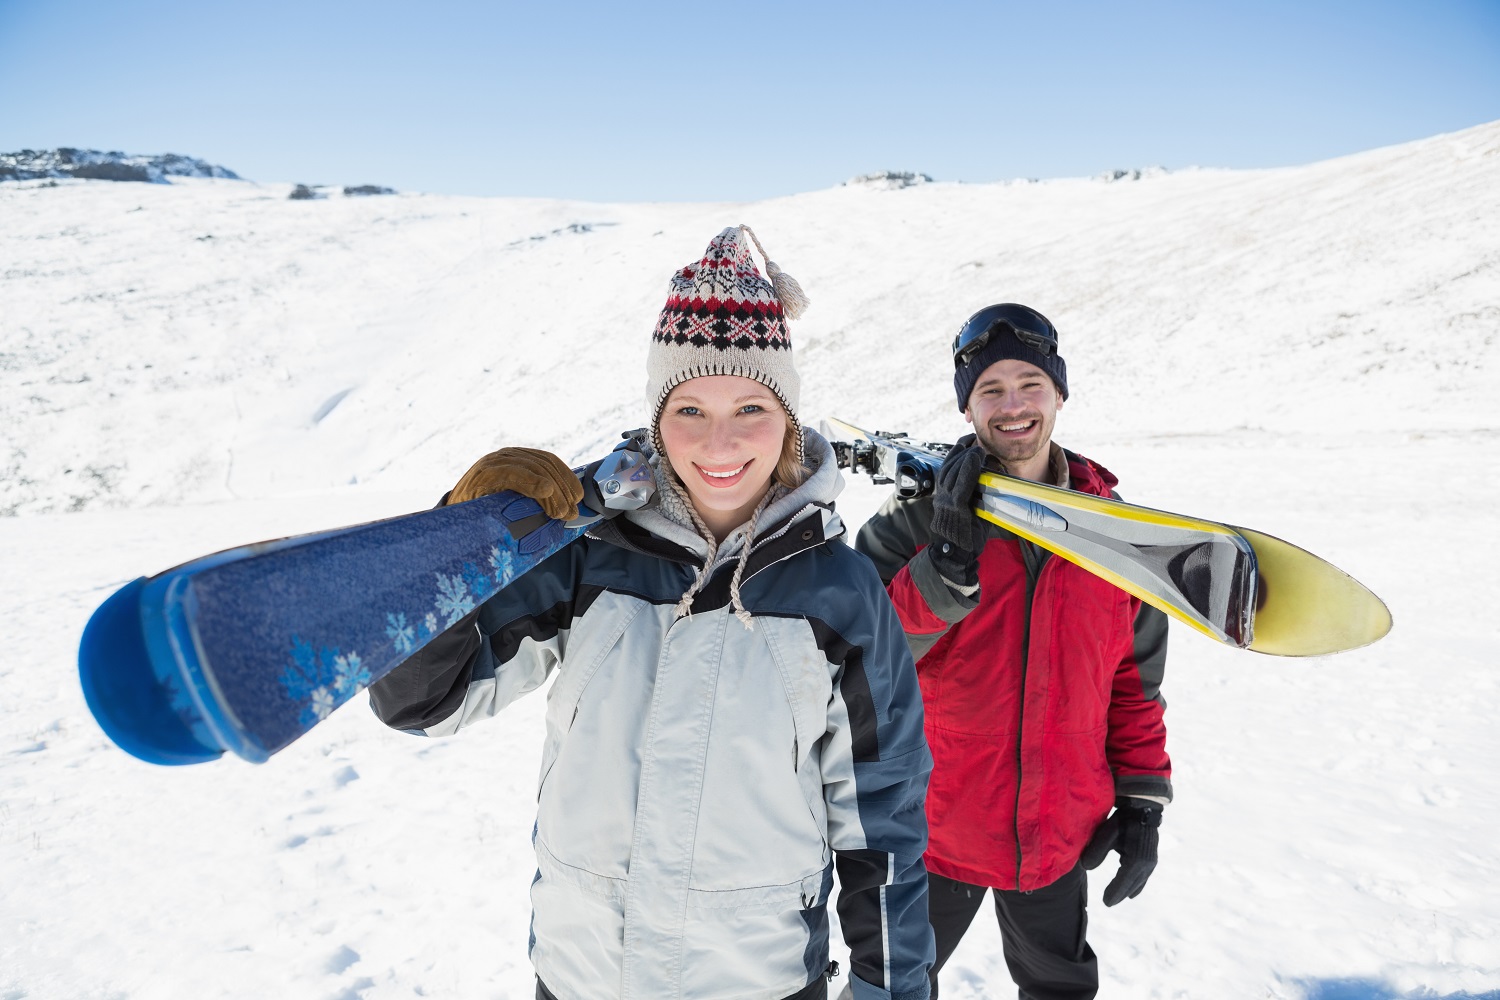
{"left": 974, "top": 412, "right": 1054, "bottom": 469}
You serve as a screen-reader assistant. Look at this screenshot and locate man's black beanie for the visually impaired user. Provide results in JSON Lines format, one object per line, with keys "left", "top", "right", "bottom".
{"left": 952, "top": 304, "right": 1069, "bottom": 411}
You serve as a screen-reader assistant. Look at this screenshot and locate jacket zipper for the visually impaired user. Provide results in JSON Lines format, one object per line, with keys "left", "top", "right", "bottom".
{"left": 1014, "top": 538, "right": 1049, "bottom": 887}
{"left": 722, "top": 506, "right": 834, "bottom": 590}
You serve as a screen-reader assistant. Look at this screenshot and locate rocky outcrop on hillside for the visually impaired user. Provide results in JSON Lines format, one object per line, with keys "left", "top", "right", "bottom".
{"left": 1097, "top": 166, "right": 1170, "bottom": 182}
{"left": 0, "top": 148, "right": 240, "bottom": 183}
{"left": 287, "top": 183, "right": 398, "bottom": 199}
{"left": 844, "top": 170, "right": 934, "bottom": 189}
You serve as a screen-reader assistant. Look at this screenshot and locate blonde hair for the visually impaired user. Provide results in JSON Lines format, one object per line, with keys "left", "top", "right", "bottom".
{"left": 773, "top": 420, "right": 809, "bottom": 490}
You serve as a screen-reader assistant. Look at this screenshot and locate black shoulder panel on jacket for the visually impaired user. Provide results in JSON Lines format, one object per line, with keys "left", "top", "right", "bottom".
{"left": 589, "top": 515, "right": 700, "bottom": 566}
{"left": 804, "top": 616, "right": 880, "bottom": 764}
{"left": 368, "top": 607, "right": 482, "bottom": 732}
{"left": 482, "top": 583, "right": 608, "bottom": 669}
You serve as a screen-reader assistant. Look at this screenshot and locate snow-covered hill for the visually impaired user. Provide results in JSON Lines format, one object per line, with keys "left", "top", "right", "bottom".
{"left": 4, "top": 122, "right": 1496, "bottom": 517}
{"left": 2, "top": 124, "right": 1498, "bottom": 1000}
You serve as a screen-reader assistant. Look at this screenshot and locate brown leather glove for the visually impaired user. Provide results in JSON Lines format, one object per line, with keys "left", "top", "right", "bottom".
{"left": 447, "top": 447, "right": 583, "bottom": 520}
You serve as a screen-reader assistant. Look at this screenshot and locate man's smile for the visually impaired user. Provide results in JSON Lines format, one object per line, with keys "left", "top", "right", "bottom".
{"left": 993, "top": 417, "right": 1040, "bottom": 435}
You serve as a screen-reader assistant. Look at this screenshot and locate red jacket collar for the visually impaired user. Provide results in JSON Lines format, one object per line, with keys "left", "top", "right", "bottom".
{"left": 1064, "top": 448, "right": 1118, "bottom": 498}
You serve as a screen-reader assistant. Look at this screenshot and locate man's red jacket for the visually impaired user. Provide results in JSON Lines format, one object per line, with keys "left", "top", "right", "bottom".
{"left": 855, "top": 447, "right": 1171, "bottom": 891}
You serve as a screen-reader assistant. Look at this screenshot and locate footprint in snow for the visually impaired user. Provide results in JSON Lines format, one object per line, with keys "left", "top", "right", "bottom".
{"left": 325, "top": 945, "right": 360, "bottom": 975}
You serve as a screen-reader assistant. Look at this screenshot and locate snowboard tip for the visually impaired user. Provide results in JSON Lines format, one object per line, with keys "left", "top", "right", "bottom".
{"left": 78, "top": 577, "right": 225, "bottom": 766}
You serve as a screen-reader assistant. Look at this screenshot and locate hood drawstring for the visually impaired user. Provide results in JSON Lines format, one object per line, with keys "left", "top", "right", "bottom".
{"left": 671, "top": 476, "right": 718, "bottom": 620}
{"left": 670, "top": 476, "right": 774, "bottom": 631}
{"left": 726, "top": 492, "right": 773, "bottom": 630}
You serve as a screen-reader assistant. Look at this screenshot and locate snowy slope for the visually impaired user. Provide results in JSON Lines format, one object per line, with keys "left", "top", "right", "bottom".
{"left": 4, "top": 122, "right": 1497, "bottom": 517}
{"left": 2, "top": 123, "right": 1498, "bottom": 1000}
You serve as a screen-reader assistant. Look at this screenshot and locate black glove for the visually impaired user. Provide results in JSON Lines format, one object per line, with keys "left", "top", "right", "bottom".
{"left": 1080, "top": 799, "right": 1162, "bottom": 906}
{"left": 927, "top": 436, "right": 986, "bottom": 591}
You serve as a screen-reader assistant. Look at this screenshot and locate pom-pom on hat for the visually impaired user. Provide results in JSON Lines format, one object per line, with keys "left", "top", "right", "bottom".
{"left": 646, "top": 225, "right": 809, "bottom": 459}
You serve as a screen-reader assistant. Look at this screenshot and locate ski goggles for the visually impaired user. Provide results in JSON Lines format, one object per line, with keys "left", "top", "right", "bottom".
{"left": 951, "top": 304, "right": 1059, "bottom": 368}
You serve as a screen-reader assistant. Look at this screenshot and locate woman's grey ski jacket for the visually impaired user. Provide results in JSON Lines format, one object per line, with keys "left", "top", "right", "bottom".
{"left": 369, "top": 431, "right": 935, "bottom": 1000}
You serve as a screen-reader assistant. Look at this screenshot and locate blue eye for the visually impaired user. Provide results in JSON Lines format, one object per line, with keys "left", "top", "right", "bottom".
{"left": 740, "top": 404, "right": 765, "bottom": 414}
{"left": 676, "top": 406, "right": 700, "bottom": 417}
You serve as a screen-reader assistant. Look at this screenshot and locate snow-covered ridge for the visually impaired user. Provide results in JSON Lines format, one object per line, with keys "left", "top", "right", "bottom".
{"left": 3, "top": 121, "right": 1498, "bottom": 517}
{"left": 842, "top": 166, "right": 1175, "bottom": 188}
{"left": 0, "top": 147, "right": 239, "bottom": 183}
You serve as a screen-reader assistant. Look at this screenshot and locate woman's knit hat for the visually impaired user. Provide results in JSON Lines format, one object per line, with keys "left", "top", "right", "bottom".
{"left": 645, "top": 226, "right": 809, "bottom": 458}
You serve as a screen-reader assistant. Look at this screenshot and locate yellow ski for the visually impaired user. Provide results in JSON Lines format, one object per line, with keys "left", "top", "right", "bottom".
{"left": 824, "top": 419, "right": 1392, "bottom": 657}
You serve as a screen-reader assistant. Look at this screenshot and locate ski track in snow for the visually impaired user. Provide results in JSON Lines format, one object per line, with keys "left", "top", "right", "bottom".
{"left": 3, "top": 124, "right": 1499, "bottom": 999}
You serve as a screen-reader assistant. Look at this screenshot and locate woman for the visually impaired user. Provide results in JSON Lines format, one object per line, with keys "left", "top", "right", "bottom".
{"left": 369, "top": 227, "right": 934, "bottom": 1000}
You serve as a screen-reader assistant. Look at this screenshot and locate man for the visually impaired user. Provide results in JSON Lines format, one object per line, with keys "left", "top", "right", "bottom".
{"left": 854, "top": 303, "right": 1172, "bottom": 1000}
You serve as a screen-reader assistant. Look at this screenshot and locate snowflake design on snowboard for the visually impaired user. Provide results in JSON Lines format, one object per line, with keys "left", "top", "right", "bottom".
{"left": 433, "top": 571, "right": 475, "bottom": 626}
{"left": 385, "top": 612, "right": 416, "bottom": 654}
{"left": 281, "top": 639, "right": 370, "bottom": 728}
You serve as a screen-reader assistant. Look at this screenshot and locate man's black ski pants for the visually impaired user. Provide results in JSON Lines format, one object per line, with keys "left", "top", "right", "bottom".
{"left": 928, "top": 865, "right": 1098, "bottom": 1000}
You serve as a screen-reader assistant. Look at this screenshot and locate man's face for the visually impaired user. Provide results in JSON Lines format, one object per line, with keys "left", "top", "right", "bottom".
{"left": 964, "top": 358, "right": 1065, "bottom": 468}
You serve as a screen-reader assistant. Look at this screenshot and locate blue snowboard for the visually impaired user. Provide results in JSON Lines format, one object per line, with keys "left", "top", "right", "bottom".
{"left": 78, "top": 447, "right": 654, "bottom": 766}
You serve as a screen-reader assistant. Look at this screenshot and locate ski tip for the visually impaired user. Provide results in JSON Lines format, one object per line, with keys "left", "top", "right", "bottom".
{"left": 78, "top": 577, "right": 225, "bottom": 766}
{"left": 1239, "top": 528, "right": 1394, "bottom": 657}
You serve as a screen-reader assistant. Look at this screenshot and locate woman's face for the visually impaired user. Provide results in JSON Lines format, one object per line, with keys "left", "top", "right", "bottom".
{"left": 658, "top": 375, "right": 788, "bottom": 539}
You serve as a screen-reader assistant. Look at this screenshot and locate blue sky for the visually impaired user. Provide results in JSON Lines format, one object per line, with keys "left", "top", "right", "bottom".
{"left": 1, "top": 0, "right": 1497, "bottom": 202}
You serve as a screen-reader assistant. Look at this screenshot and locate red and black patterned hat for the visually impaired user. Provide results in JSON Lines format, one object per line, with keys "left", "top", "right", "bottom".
{"left": 646, "top": 225, "right": 809, "bottom": 456}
